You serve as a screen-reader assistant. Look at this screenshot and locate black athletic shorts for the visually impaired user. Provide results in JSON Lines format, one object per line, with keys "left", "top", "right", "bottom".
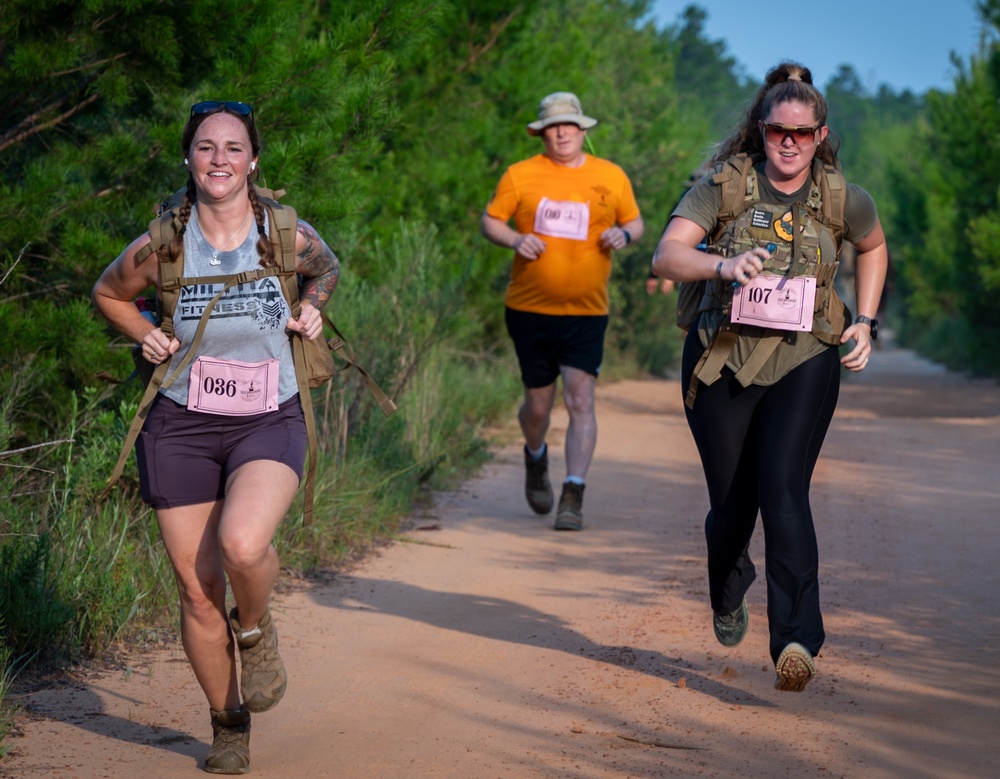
{"left": 505, "top": 307, "right": 608, "bottom": 388}
{"left": 135, "top": 394, "right": 307, "bottom": 510}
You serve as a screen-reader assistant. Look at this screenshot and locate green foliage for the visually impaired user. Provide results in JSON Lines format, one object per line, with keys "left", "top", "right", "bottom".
{"left": 669, "top": 4, "right": 755, "bottom": 139}
{"left": 278, "top": 221, "right": 520, "bottom": 566}
{"left": 1, "top": 388, "right": 173, "bottom": 666}
{"left": 0, "top": 615, "right": 14, "bottom": 758}
{"left": 877, "top": 2, "right": 1000, "bottom": 371}
{"left": 0, "top": 533, "right": 77, "bottom": 661}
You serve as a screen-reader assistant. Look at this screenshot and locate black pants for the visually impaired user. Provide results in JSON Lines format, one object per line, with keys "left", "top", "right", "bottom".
{"left": 681, "top": 328, "right": 840, "bottom": 663}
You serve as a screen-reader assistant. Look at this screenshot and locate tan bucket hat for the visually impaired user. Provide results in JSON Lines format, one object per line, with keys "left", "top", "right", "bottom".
{"left": 526, "top": 92, "right": 598, "bottom": 136}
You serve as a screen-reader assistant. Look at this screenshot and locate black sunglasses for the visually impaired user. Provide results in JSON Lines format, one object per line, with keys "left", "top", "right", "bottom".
{"left": 190, "top": 101, "right": 255, "bottom": 122}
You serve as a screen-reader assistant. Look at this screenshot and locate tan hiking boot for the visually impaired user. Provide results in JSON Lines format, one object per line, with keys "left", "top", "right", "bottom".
{"left": 205, "top": 706, "right": 251, "bottom": 775}
{"left": 774, "top": 642, "right": 816, "bottom": 692}
{"left": 554, "top": 482, "right": 585, "bottom": 531}
{"left": 229, "top": 606, "right": 287, "bottom": 713}
{"left": 524, "top": 445, "right": 554, "bottom": 515}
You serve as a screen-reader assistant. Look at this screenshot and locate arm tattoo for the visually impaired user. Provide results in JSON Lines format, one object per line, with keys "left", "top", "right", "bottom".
{"left": 296, "top": 219, "right": 340, "bottom": 310}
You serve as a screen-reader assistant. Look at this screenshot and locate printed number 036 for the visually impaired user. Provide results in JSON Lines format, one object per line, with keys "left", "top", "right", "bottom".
{"left": 204, "top": 377, "right": 237, "bottom": 397}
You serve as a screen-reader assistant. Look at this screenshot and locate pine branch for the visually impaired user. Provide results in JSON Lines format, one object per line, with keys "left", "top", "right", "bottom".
{"left": 0, "top": 93, "right": 101, "bottom": 155}
{"left": 1, "top": 244, "right": 28, "bottom": 287}
{"left": 457, "top": 9, "right": 520, "bottom": 73}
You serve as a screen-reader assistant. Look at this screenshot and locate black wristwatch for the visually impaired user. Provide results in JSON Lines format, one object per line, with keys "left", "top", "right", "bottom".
{"left": 855, "top": 315, "right": 879, "bottom": 340}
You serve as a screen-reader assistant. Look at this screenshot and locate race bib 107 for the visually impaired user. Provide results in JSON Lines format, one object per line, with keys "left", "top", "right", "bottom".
{"left": 731, "top": 275, "right": 817, "bottom": 331}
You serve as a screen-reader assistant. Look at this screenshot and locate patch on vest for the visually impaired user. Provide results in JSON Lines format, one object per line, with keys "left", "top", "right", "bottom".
{"left": 751, "top": 209, "right": 772, "bottom": 229}
{"left": 774, "top": 210, "right": 795, "bottom": 241}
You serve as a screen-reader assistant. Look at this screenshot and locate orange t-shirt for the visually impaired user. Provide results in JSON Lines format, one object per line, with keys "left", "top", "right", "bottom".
{"left": 485, "top": 154, "right": 641, "bottom": 316}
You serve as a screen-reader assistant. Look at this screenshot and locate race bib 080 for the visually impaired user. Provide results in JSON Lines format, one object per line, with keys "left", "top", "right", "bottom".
{"left": 731, "top": 275, "right": 817, "bottom": 332}
{"left": 187, "top": 356, "right": 280, "bottom": 416}
{"left": 533, "top": 197, "right": 590, "bottom": 241}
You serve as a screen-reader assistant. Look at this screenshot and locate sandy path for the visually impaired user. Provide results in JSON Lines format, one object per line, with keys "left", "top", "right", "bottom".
{"left": 5, "top": 336, "right": 1000, "bottom": 778}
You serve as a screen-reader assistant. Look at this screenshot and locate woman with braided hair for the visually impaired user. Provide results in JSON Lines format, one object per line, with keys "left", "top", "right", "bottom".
{"left": 93, "top": 101, "right": 340, "bottom": 773}
{"left": 651, "top": 63, "right": 888, "bottom": 691}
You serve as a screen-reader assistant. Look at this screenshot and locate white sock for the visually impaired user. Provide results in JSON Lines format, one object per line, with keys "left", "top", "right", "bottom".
{"left": 527, "top": 442, "right": 546, "bottom": 461}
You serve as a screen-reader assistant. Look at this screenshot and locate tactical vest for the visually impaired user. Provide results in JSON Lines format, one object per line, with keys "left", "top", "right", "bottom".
{"left": 684, "top": 154, "right": 850, "bottom": 408}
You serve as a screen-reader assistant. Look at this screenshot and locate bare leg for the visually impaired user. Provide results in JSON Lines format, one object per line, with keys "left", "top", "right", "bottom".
{"left": 518, "top": 382, "right": 557, "bottom": 452}
{"left": 155, "top": 459, "right": 298, "bottom": 712}
{"left": 220, "top": 459, "right": 300, "bottom": 629}
{"left": 156, "top": 500, "right": 239, "bottom": 712}
{"left": 560, "top": 365, "right": 597, "bottom": 480}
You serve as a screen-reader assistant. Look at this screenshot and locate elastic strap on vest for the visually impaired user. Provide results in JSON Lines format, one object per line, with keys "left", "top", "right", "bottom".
{"left": 685, "top": 324, "right": 739, "bottom": 409}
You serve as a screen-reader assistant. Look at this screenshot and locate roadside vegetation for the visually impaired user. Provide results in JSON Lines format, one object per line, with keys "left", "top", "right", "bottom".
{"left": 2, "top": 0, "right": 998, "bottom": 754}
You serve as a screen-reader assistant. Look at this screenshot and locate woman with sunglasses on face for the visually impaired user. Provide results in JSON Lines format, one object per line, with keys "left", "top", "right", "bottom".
{"left": 651, "top": 63, "right": 888, "bottom": 692}
{"left": 93, "top": 101, "right": 340, "bottom": 773}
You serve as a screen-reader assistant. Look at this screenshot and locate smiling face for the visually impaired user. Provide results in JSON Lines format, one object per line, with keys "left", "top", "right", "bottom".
{"left": 185, "top": 112, "right": 257, "bottom": 203}
{"left": 540, "top": 122, "right": 587, "bottom": 166}
{"left": 760, "top": 100, "right": 829, "bottom": 192}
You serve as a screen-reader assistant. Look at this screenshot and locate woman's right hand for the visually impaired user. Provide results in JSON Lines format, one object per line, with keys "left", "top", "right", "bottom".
{"left": 140, "top": 327, "right": 180, "bottom": 364}
{"left": 724, "top": 246, "right": 770, "bottom": 286}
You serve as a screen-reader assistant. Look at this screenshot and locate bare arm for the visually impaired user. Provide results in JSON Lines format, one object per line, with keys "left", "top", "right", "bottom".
{"left": 480, "top": 213, "right": 546, "bottom": 260}
{"left": 599, "top": 215, "right": 645, "bottom": 251}
{"left": 290, "top": 219, "right": 340, "bottom": 340}
{"left": 651, "top": 217, "right": 770, "bottom": 286}
{"left": 294, "top": 219, "right": 340, "bottom": 310}
{"left": 840, "top": 219, "right": 888, "bottom": 371}
{"left": 92, "top": 235, "right": 180, "bottom": 361}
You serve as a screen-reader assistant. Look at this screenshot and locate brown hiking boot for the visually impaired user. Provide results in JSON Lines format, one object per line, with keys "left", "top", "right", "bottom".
{"left": 524, "top": 445, "right": 554, "bottom": 515}
{"left": 229, "top": 606, "right": 287, "bottom": 713}
{"left": 554, "top": 482, "right": 585, "bottom": 531}
{"left": 205, "top": 706, "right": 251, "bottom": 775}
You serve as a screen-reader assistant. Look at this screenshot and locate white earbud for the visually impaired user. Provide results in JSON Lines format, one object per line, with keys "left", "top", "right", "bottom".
{"left": 250, "top": 161, "right": 256, "bottom": 171}
{"left": 184, "top": 158, "right": 189, "bottom": 165}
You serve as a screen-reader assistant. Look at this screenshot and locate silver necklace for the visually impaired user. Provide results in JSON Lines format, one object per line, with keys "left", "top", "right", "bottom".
{"left": 203, "top": 208, "right": 253, "bottom": 266}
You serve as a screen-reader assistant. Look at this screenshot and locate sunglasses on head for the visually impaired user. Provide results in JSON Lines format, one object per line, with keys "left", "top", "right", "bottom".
{"left": 190, "top": 101, "right": 255, "bottom": 122}
{"left": 761, "top": 122, "right": 818, "bottom": 144}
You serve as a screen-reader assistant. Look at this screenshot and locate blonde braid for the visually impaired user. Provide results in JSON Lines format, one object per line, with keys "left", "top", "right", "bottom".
{"left": 161, "top": 179, "right": 196, "bottom": 265}
{"left": 247, "top": 186, "right": 277, "bottom": 268}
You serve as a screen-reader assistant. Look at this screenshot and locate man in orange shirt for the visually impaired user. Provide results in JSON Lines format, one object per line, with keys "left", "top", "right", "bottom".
{"left": 481, "top": 92, "right": 644, "bottom": 530}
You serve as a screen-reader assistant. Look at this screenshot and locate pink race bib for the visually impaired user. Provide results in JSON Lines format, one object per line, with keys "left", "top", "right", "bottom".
{"left": 187, "top": 356, "right": 280, "bottom": 416}
{"left": 731, "top": 275, "right": 817, "bottom": 331}
{"left": 533, "top": 197, "right": 590, "bottom": 241}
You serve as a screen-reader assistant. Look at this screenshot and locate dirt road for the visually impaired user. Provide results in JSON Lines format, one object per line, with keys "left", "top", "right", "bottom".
{"left": 5, "top": 336, "right": 1000, "bottom": 778}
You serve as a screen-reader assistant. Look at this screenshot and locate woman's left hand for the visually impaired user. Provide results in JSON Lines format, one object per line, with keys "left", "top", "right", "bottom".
{"left": 286, "top": 301, "right": 324, "bottom": 341}
{"left": 840, "top": 323, "right": 872, "bottom": 372}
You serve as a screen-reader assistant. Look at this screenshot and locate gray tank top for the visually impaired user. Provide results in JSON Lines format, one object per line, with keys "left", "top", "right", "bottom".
{"left": 161, "top": 205, "right": 298, "bottom": 406}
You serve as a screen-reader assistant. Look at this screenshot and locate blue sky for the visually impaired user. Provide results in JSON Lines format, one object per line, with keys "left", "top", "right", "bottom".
{"left": 650, "top": 0, "right": 987, "bottom": 94}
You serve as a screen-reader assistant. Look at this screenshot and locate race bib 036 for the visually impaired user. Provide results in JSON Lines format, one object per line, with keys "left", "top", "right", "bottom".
{"left": 187, "top": 356, "right": 280, "bottom": 416}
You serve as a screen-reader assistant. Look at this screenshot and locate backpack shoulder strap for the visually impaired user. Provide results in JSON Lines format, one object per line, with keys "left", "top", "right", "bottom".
{"left": 710, "top": 154, "right": 756, "bottom": 239}
{"left": 817, "top": 160, "right": 846, "bottom": 251}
